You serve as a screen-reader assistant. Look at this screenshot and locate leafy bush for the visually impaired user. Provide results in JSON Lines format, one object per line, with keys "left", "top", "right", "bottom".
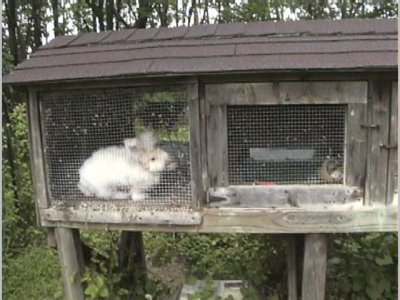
{"left": 3, "top": 101, "right": 46, "bottom": 258}
{"left": 3, "top": 246, "right": 63, "bottom": 300}
{"left": 327, "top": 233, "right": 397, "bottom": 300}
{"left": 144, "top": 233, "right": 287, "bottom": 298}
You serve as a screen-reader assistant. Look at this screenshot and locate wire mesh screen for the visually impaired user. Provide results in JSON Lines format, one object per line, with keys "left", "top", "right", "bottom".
{"left": 40, "top": 86, "right": 192, "bottom": 209}
{"left": 227, "top": 105, "right": 346, "bottom": 185}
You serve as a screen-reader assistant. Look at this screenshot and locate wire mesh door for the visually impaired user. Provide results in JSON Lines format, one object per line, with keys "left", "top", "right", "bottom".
{"left": 39, "top": 85, "right": 192, "bottom": 210}
{"left": 227, "top": 104, "right": 346, "bottom": 186}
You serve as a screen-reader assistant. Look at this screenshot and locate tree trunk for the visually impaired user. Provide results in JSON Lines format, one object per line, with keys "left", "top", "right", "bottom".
{"left": 116, "top": 0, "right": 122, "bottom": 29}
{"left": 175, "top": 0, "right": 179, "bottom": 26}
{"left": 51, "top": 0, "right": 60, "bottom": 36}
{"left": 118, "top": 231, "right": 147, "bottom": 298}
{"left": 340, "top": 0, "right": 348, "bottom": 18}
{"left": 86, "top": 0, "right": 106, "bottom": 32}
{"left": 156, "top": 0, "right": 169, "bottom": 27}
{"left": 32, "top": 0, "right": 43, "bottom": 50}
{"left": 5, "top": 1, "right": 19, "bottom": 65}
{"left": 191, "top": 0, "right": 199, "bottom": 25}
{"left": 106, "top": 0, "right": 114, "bottom": 30}
{"left": 134, "top": 0, "right": 150, "bottom": 28}
{"left": 91, "top": 2, "right": 98, "bottom": 32}
{"left": 98, "top": 0, "right": 105, "bottom": 31}
{"left": 201, "top": 0, "right": 209, "bottom": 24}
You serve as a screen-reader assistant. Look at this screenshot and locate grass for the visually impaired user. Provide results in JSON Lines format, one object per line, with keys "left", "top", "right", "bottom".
{"left": 3, "top": 246, "right": 63, "bottom": 300}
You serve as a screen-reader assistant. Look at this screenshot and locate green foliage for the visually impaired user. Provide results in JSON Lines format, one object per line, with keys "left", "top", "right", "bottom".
{"left": 134, "top": 90, "right": 189, "bottom": 141}
{"left": 3, "top": 101, "right": 46, "bottom": 258}
{"left": 145, "top": 233, "right": 287, "bottom": 297}
{"left": 327, "top": 233, "right": 398, "bottom": 300}
{"left": 80, "top": 230, "right": 170, "bottom": 299}
{"left": 187, "top": 276, "right": 215, "bottom": 300}
{"left": 3, "top": 246, "right": 63, "bottom": 300}
{"left": 80, "top": 230, "right": 130, "bottom": 300}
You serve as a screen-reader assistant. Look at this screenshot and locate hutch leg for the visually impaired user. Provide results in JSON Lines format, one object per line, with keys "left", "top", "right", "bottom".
{"left": 301, "top": 234, "right": 328, "bottom": 300}
{"left": 118, "top": 231, "right": 147, "bottom": 291}
{"left": 287, "top": 235, "right": 298, "bottom": 300}
{"left": 55, "top": 227, "right": 85, "bottom": 300}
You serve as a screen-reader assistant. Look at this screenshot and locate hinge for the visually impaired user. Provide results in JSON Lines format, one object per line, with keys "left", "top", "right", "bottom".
{"left": 379, "top": 143, "right": 398, "bottom": 150}
{"left": 360, "top": 123, "right": 380, "bottom": 129}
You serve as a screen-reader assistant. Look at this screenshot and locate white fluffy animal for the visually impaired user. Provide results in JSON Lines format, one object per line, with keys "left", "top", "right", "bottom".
{"left": 78, "top": 131, "right": 170, "bottom": 201}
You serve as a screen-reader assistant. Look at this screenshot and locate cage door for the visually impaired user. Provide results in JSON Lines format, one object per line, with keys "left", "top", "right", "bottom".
{"left": 205, "top": 82, "right": 368, "bottom": 208}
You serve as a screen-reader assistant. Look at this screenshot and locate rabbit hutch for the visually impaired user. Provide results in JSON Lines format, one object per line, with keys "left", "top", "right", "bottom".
{"left": 4, "top": 18, "right": 398, "bottom": 299}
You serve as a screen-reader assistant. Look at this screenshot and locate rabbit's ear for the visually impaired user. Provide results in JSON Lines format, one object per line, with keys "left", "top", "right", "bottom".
{"left": 124, "top": 138, "right": 137, "bottom": 149}
{"left": 137, "top": 131, "right": 157, "bottom": 149}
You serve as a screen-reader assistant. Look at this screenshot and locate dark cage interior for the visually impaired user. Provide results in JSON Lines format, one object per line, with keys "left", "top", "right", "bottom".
{"left": 227, "top": 105, "right": 346, "bottom": 185}
{"left": 39, "top": 86, "right": 192, "bottom": 209}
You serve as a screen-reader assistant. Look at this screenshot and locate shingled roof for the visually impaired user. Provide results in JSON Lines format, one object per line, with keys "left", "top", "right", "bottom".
{"left": 3, "top": 18, "right": 397, "bottom": 85}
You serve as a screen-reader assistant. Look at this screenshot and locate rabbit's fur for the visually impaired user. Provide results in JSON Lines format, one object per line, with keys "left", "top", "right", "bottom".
{"left": 78, "top": 131, "right": 170, "bottom": 201}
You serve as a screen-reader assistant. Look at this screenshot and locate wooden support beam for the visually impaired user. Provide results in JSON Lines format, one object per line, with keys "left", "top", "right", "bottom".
{"left": 42, "top": 205, "right": 397, "bottom": 233}
{"left": 55, "top": 228, "right": 85, "bottom": 300}
{"left": 205, "top": 82, "right": 367, "bottom": 105}
{"left": 287, "top": 235, "right": 298, "bottom": 300}
{"left": 301, "top": 234, "right": 328, "bottom": 300}
{"left": 118, "top": 231, "right": 147, "bottom": 295}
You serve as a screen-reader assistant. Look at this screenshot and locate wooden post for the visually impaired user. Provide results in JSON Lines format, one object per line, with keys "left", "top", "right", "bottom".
{"left": 118, "top": 231, "right": 147, "bottom": 295}
{"left": 301, "top": 234, "right": 328, "bottom": 300}
{"left": 55, "top": 228, "right": 85, "bottom": 300}
{"left": 287, "top": 235, "right": 298, "bottom": 300}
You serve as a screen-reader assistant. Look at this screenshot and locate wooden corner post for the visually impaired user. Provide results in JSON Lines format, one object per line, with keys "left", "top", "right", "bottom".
{"left": 55, "top": 228, "right": 85, "bottom": 300}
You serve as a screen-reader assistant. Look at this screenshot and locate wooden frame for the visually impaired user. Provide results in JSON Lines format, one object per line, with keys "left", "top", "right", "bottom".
{"left": 365, "top": 80, "right": 393, "bottom": 204}
{"left": 28, "top": 88, "right": 50, "bottom": 210}
{"left": 387, "top": 81, "right": 398, "bottom": 204}
{"left": 205, "top": 82, "right": 367, "bottom": 105}
{"left": 26, "top": 73, "right": 397, "bottom": 233}
{"left": 29, "top": 79, "right": 205, "bottom": 227}
{"left": 204, "top": 81, "right": 369, "bottom": 206}
{"left": 40, "top": 205, "right": 397, "bottom": 233}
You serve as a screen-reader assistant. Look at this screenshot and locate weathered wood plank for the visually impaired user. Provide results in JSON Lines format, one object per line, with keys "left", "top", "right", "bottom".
{"left": 301, "top": 234, "right": 328, "bottom": 300}
{"left": 205, "top": 83, "right": 275, "bottom": 105}
{"left": 365, "top": 81, "right": 391, "bottom": 204}
{"left": 387, "top": 82, "right": 398, "bottom": 204}
{"left": 44, "top": 206, "right": 202, "bottom": 225}
{"left": 28, "top": 89, "right": 49, "bottom": 210}
{"left": 287, "top": 236, "right": 298, "bottom": 300}
{"left": 42, "top": 205, "right": 397, "bottom": 233}
{"left": 199, "top": 83, "right": 209, "bottom": 203}
{"left": 345, "top": 103, "right": 367, "bottom": 187}
{"left": 205, "top": 82, "right": 368, "bottom": 105}
{"left": 55, "top": 228, "right": 84, "bottom": 300}
{"left": 279, "top": 82, "right": 367, "bottom": 104}
{"left": 208, "top": 185, "right": 363, "bottom": 208}
{"left": 206, "top": 105, "right": 228, "bottom": 187}
{"left": 188, "top": 81, "right": 204, "bottom": 209}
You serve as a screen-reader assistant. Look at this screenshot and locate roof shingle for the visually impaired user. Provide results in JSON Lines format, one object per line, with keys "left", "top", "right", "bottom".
{"left": 3, "top": 18, "right": 397, "bottom": 85}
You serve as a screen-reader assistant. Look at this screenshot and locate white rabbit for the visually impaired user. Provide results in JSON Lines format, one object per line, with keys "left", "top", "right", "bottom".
{"left": 78, "top": 131, "right": 170, "bottom": 201}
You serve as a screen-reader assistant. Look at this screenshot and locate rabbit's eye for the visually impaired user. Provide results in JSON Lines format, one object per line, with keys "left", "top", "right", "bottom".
{"left": 151, "top": 157, "right": 156, "bottom": 161}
